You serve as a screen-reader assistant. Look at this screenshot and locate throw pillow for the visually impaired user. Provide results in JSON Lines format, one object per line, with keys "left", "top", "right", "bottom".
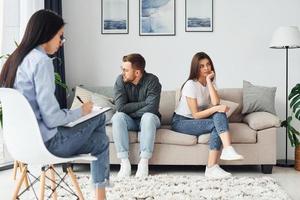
{"left": 71, "top": 86, "right": 93, "bottom": 109}
{"left": 91, "top": 93, "right": 116, "bottom": 124}
{"left": 219, "top": 99, "right": 239, "bottom": 118}
{"left": 71, "top": 86, "right": 116, "bottom": 124}
{"left": 242, "top": 80, "right": 277, "bottom": 115}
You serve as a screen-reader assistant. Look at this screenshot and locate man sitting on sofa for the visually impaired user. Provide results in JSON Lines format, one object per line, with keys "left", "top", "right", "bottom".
{"left": 112, "top": 53, "right": 162, "bottom": 177}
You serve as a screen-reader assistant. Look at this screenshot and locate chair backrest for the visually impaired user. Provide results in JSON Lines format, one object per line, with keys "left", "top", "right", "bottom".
{"left": 0, "top": 88, "right": 59, "bottom": 165}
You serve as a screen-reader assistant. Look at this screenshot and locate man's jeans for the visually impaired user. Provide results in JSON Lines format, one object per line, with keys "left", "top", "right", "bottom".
{"left": 112, "top": 112, "right": 161, "bottom": 159}
{"left": 171, "top": 112, "right": 229, "bottom": 150}
{"left": 45, "top": 114, "right": 110, "bottom": 188}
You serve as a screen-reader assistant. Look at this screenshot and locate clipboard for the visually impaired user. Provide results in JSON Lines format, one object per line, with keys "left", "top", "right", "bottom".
{"left": 64, "top": 106, "right": 111, "bottom": 127}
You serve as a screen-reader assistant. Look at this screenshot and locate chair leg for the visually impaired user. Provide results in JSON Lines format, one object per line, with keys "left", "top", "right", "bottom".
{"left": 19, "top": 162, "right": 30, "bottom": 188}
{"left": 39, "top": 169, "right": 46, "bottom": 200}
{"left": 12, "top": 161, "right": 30, "bottom": 189}
{"left": 12, "top": 160, "right": 18, "bottom": 180}
{"left": 67, "top": 167, "right": 84, "bottom": 200}
{"left": 49, "top": 166, "right": 57, "bottom": 200}
{"left": 12, "top": 165, "right": 27, "bottom": 200}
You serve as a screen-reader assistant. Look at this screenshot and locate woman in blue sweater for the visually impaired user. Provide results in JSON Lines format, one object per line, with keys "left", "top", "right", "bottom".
{"left": 0, "top": 9, "right": 109, "bottom": 199}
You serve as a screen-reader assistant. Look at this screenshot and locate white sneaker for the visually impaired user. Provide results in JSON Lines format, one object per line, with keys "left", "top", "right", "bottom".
{"left": 135, "top": 159, "right": 149, "bottom": 177}
{"left": 205, "top": 165, "right": 232, "bottom": 179}
{"left": 117, "top": 159, "right": 131, "bottom": 178}
{"left": 220, "top": 146, "right": 244, "bottom": 160}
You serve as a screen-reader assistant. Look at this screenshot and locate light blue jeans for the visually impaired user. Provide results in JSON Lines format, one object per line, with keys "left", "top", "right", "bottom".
{"left": 112, "top": 112, "right": 161, "bottom": 159}
{"left": 45, "top": 114, "right": 110, "bottom": 188}
{"left": 171, "top": 112, "right": 229, "bottom": 150}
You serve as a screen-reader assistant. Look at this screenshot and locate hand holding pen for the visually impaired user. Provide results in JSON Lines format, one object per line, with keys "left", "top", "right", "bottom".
{"left": 77, "top": 96, "right": 93, "bottom": 116}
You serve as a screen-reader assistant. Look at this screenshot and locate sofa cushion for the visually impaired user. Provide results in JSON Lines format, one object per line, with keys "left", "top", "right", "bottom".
{"left": 105, "top": 125, "right": 138, "bottom": 143}
{"left": 243, "top": 112, "right": 281, "bottom": 130}
{"left": 155, "top": 129, "right": 197, "bottom": 146}
{"left": 218, "top": 88, "right": 244, "bottom": 122}
{"left": 242, "top": 80, "right": 277, "bottom": 115}
{"left": 198, "top": 123, "right": 257, "bottom": 144}
{"left": 159, "top": 91, "right": 176, "bottom": 125}
{"left": 137, "top": 125, "right": 197, "bottom": 146}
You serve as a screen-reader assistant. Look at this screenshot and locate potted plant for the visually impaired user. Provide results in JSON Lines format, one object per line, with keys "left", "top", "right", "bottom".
{"left": 282, "top": 83, "right": 300, "bottom": 170}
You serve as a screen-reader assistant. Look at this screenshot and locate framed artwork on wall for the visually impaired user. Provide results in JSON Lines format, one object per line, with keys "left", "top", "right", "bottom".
{"left": 139, "top": 0, "right": 176, "bottom": 36}
{"left": 101, "top": 0, "right": 129, "bottom": 34}
{"left": 185, "top": 0, "right": 213, "bottom": 32}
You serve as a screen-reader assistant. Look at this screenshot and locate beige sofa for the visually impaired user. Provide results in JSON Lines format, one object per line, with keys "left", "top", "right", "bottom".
{"left": 78, "top": 87, "right": 281, "bottom": 174}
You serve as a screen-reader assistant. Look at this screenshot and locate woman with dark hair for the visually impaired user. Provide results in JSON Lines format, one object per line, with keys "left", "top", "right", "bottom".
{"left": 0, "top": 9, "right": 109, "bottom": 199}
{"left": 171, "top": 52, "right": 243, "bottom": 179}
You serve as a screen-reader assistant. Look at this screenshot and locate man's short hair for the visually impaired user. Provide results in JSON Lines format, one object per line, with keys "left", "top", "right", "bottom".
{"left": 123, "top": 53, "right": 145, "bottom": 72}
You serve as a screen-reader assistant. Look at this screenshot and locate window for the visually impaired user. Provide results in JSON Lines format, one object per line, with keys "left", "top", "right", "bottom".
{"left": 0, "top": 0, "right": 20, "bottom": 169}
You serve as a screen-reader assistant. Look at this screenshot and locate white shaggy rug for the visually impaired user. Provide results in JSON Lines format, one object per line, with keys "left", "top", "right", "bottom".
{"left": 53, "top": 175, "right": 291, "bottom": 200}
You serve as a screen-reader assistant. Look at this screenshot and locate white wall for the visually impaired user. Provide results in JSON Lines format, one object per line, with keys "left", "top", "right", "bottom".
{"left": 62, "top": 0, "right": 300, "bottom": 160}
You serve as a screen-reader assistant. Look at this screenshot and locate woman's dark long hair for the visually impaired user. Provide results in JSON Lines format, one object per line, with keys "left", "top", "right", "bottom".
{"left": 181, "top": 52, "right": 216, "bottom": 91}
{"left": 0, "top": 9, "right": 65, "bottom": 88}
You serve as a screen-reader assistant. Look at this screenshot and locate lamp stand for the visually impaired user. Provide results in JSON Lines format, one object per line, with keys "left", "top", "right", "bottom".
{"left": 276, "top": 47, "right": 295, "bottom": 167}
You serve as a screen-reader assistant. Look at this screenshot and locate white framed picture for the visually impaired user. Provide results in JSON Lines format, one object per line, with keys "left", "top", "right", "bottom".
{"left": 185, "top": 0, "right": 213, "bottom": 32}
{"left": 101, "top": 0, "right": 129, "bottom": 34}
{"left": 139, "top": 0, "right": 176, "bottom": 36}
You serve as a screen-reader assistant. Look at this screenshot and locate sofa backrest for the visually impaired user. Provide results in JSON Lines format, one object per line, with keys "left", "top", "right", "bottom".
{"left": 159, "top": 91, "right": 176, "bottom": 125}
{"left": 160, "top": 88, "right": 244, "bottom": 124}
{"left": 81, "top": 86, "right": 244, "bottom": 124}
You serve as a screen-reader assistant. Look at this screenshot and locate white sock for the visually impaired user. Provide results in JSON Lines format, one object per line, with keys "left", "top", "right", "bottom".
{"left": 136, "top": 158, "right": 149, "bottom": 177}
{"left": 117, "top": 158, "right": 131, "bottom": 178}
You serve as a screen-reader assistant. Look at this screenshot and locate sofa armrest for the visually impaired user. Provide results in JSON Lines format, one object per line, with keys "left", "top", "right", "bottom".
{"left": 243, "top": 112, "right": 281, "bottom": 130}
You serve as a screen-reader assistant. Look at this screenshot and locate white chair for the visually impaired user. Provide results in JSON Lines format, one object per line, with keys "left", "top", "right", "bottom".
{"left": 0, "top": 88, "right": 96, "bottom": 200}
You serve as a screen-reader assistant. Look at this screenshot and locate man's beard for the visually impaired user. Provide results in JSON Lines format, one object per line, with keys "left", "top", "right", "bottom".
{"left": 123, "top": 75, "right": 135, "bottom": 83}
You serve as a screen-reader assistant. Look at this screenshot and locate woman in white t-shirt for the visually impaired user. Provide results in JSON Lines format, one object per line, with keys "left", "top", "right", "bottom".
{"left": 171, "top": 52, "right": 243, "bottom": 179}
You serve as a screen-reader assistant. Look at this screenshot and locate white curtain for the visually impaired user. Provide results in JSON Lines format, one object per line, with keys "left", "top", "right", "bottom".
{"left": 0, "top": 0, "right": 43, "bottom": 166}
{"left": 0, "top": 0, "right": 43, "bottom": 65}
{"left": 0, "top": 0, "right": 4, "bottom": 66}
{"left": 0, "top": 0, "right": 4, "bottom": 164}
{"left": 19, "top": 0, "right": 44, "bottom": 40}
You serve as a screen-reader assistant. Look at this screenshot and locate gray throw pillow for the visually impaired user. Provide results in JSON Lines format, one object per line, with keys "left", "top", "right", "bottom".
{"left": 242, "top": 80, "right": 277, "bottom": 115}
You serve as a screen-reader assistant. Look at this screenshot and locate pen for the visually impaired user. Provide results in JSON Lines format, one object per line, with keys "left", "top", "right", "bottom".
{"left": 76, "top": 96, "right": 84, "bottom": 104}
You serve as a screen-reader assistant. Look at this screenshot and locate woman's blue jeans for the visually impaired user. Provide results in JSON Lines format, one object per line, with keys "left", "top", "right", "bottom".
{"left": 45, "top": 114, "right": 110, "bottom": 188}
{"left": 171, "top": 112, "right": 229, "bottom": 150}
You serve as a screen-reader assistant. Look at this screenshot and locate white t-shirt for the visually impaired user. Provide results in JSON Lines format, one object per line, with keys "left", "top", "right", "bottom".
{"left": 175, "top": 79, "right": 216, "bottom": 118}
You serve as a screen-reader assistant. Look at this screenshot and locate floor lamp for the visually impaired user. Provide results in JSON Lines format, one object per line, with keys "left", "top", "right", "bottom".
{"left": 270, "top": 26, "right": 300, "bottom": 167}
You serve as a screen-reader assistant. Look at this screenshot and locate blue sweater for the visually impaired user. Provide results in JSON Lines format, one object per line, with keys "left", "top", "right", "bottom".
{"left": 14, "top": 46, "right": 81, "bottom": 142}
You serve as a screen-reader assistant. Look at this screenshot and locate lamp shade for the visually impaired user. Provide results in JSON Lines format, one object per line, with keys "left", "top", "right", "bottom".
{"left": 270, "top": 26, "right": 300, "bottom": 49}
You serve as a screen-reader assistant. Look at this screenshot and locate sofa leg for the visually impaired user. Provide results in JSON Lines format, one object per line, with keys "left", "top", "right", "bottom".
{"left": 261, "top": 165, "right": 273, "bottom": 174}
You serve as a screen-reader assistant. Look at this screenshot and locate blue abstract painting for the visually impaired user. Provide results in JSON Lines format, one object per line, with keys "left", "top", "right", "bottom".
{"left": 102, "top": 0, "right": 128, "bottom": 34}
{"left": 140, "top": 0, "right": 175, "bottom": 35}
{"left": 186, "top": 0, "right": 213, "bottom": 32}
